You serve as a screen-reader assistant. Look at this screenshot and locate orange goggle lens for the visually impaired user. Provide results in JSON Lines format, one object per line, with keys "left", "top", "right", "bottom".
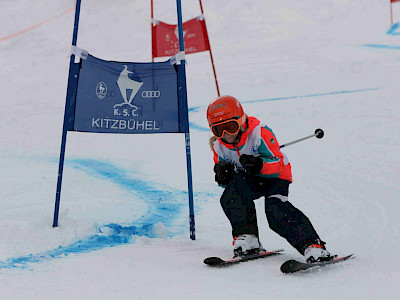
{"left": 210, "top": 119, "right": 240, "bottom": 138}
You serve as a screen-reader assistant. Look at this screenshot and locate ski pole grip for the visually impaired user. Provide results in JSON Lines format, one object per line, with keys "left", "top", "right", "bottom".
{"left": 315, "top": 128, "right": 324, "bottom": 139}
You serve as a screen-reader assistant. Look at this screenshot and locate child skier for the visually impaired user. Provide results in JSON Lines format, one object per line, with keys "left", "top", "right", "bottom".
{"left": 207, "top": 95, "right": 331, "bottom": 263}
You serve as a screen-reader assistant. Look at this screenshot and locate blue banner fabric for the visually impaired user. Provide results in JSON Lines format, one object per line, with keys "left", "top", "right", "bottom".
{"left": 73, "top": 55, "right": 180, "bottom": 134}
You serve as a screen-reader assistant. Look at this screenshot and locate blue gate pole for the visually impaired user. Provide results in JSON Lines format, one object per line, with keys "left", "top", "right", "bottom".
{"left": 53, "top": 0, "right": 82, "bottom": 227}
{"left": 176, "top": 0, "right": 195, "bottom": 240}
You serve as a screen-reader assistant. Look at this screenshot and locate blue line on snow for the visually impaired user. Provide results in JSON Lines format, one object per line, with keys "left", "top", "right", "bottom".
{"left": 0, "top": 159, "right": 189, "bottom": 271}
{"left": 188, "top": 87, "right": 380, "bottom": 132}
{"left": 241, "top": 87, "right": 380, "bottom": 104}
{"left": 189, "top": 122, "right": 209, "bottom": 132}
{"left": 0, "top": 229, "right": 135, "bottom": 271}
{"left": 362, "top": 44, "right": 400, "bottom": 50}
{"left": 387, "top": 23, "right": 400, "bottom": 35}
{"left": 67, "top": 159, "right": 188, "bottom": 233}
{"left": 188, "top": 106, "right": 202, "bottom": 113}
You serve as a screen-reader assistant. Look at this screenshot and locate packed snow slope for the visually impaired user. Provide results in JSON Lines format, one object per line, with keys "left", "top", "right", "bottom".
{"left": 1, "top": 0, "right": 399, "bottom": 299}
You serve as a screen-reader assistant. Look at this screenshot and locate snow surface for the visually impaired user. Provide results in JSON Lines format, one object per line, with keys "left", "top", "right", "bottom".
{"left": 1, "top": 0, "right": 400, "bottom": 299}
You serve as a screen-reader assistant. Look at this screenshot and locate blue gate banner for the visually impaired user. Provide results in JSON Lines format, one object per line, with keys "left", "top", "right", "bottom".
{"left": 73, "top": 54, "right": 180, "bottom": 134}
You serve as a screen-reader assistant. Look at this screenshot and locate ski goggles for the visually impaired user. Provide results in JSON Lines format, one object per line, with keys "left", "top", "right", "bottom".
{"left": 210, "top": 118, "right": 241, "bottom": 138}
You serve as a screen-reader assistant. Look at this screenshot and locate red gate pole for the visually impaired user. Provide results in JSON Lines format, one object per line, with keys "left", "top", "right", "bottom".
{"left": 391, "top": 0, "right": 394, "bottom": 26}
{"left": 199, "top": 0, "right": 220, "bottom": 96}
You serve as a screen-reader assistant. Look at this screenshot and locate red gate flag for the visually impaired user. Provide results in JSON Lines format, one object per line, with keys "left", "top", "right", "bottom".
{"left": 152, "top": 15, "right": 210, "bottom": 58}
{"left": 392, "top": 0, "right": 400, "bottom": 3}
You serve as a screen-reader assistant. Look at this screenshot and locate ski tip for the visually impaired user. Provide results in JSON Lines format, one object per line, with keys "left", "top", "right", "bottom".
{"left": 280, "top": 260, "right": 299, "bottom": 274}
{"left": 270, "top": 249, "right": 285, "bottom": 254}
{"left": 280, "top": 253, "right": 355, "bottom": 274}
{"left": 204, "top": 257, "right": 224, "bottom": 266}
{"left": 335, "top": 253, "right": 355, "bottom": 261}
{"left": 204, "top": 249, "right": 284, "bottom": 267}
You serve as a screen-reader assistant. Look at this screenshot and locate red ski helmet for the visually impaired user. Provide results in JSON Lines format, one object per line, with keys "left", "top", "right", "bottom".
{"left": 206, "top": 96, "right": 246, "bottom": 137}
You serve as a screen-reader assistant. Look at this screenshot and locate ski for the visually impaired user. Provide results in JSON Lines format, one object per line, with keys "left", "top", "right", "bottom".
{"left": 280, "top": 254, "right": 354, "bottom": 274}
{"left": 204, "top": 249, "right": 284, "bottom": 267}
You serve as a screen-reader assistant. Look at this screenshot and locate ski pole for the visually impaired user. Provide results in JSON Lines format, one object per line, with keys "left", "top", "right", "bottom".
{"left": 280, "top": 128, "right": 324, "bottom": 149}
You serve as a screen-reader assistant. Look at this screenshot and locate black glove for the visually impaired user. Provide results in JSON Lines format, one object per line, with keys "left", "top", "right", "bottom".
{"left": 214, "top": 161, "right": 235, "bottom": 186}
{"left": 239, "top": 154, "right": 263, "bottom": 174}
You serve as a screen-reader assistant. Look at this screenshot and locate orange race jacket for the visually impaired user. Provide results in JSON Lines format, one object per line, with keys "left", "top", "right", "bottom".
{"left": 212, "top": 116, "right": 292, "bottom": 183}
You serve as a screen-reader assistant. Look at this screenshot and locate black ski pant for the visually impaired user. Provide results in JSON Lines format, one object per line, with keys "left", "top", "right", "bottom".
{"left": 220, "top": 173, "right": 321, "bottom": 254}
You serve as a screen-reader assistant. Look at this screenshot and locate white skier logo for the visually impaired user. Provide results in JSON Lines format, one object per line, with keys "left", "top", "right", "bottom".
{"left": 96, "top": 82, "right": 107, "bottom": 99}
{"left": 117, "top": 65, "right": 143, "bottom": 105}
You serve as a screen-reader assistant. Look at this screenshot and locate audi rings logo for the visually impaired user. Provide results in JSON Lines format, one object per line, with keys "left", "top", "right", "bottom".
{"left": 141, "top": 91, "right": 161, "bottom": 98}
{"left": 96, "top": 82, "right": 107, "bottom": 99}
